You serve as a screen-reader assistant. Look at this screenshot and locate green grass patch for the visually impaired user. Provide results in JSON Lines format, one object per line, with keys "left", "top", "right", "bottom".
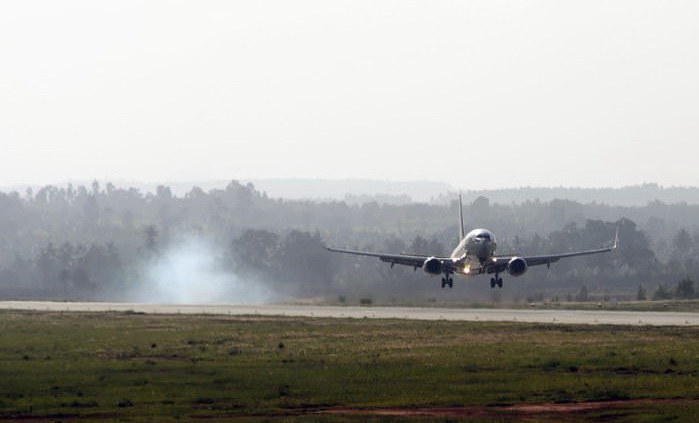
{"left": 1, "top": 310, "right": 698, "bottom": 421}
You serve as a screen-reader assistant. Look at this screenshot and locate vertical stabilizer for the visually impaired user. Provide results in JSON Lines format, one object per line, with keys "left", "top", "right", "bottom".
{"left": 458, "top": 193, "right": 465, "bottom": 241}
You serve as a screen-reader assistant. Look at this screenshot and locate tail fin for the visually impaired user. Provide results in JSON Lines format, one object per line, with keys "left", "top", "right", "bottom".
{"left": 458, "top": 193, "right": 465, "bottom": 241}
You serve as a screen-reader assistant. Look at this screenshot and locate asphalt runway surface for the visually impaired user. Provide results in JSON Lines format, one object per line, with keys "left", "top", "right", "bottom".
{"left": 1, "top": 301, "right": 698, "bottom": 326}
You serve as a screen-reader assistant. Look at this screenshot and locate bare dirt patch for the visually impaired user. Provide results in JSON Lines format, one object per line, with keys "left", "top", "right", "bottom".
{"left": 319, "top": 398, "right": 692, "bottom": 419}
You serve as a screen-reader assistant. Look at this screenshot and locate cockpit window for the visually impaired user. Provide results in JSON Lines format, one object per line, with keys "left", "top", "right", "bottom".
{"left": 476, "top": 233, "right": 491, "bottom": 240}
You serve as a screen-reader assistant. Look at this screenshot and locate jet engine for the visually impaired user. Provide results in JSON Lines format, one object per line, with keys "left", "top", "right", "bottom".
{"left": 506, "top": 257, "right": 528, "bottom": 277}
{"left": 422, "top": 257, "right": 442, "bottom": 275}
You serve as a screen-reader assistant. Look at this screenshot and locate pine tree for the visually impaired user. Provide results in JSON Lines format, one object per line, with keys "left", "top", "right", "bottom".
{"left": 637, "top": 284, "right": 646, "bottom": 301}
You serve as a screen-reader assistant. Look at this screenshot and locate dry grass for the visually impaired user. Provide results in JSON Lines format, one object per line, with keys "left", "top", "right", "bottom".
{"left": 1, "top": 310, "right": 699, "bottom": 422}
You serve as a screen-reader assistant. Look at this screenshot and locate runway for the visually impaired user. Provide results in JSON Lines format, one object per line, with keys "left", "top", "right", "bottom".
{"left": 1, "top": 301, "right": 698, "bottom": 326}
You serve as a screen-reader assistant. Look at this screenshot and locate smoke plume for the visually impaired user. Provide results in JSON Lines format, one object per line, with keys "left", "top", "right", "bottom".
{"left": 129, "top": 238, "right": 276, "bottom": 304}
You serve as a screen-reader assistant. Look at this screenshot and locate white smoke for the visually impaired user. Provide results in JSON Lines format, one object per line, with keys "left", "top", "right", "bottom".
{"left": 129, "top": 237, "right": 276, "bottom": 304}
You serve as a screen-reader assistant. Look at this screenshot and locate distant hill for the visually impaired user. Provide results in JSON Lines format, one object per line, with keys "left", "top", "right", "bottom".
{"left": 248, "top": 181, "right": 699, "bottom": 206}
{"left": 247, "top": 179, "right": 451, "bottom": 204}
{"left": 449, "top": 184, "right": 699, "bottom": 207}
{"left": 3, "top": 180, "right": 699, "bottom": 206}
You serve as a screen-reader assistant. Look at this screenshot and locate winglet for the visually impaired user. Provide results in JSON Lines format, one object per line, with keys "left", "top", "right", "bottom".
{"left": 458, "top": 193, "right": 465, "bottom": 241}
{"left": 612, "top": 228, "right": 619, "bottom": 249}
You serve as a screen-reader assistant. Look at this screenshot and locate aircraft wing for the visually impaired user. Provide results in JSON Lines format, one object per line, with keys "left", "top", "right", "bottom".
{"left": 486, "top": 230, "right": 619, "bottom": 274}
{"left": 325, "top": 246, "right": 437, "bottom": 269}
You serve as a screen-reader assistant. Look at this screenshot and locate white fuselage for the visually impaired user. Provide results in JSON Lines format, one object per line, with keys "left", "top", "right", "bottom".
{"left": 450, "top": 229, "right": 497, "bottom": 276}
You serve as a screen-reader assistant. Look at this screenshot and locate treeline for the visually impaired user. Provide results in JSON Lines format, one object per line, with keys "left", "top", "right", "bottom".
{"left": 642, "top": 278, "right": 697, "bottom": 301}
{"left": 448, "top": 183, "right": 699, "bottom": 207}
{"left": 2, "top": 180, "right": 699, "bottom": 302}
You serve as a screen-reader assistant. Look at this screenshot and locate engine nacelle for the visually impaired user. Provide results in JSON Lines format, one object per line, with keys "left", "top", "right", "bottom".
{"left": 422, "top": 257, "right": 442, "bottom": 275}
{"left": 506, "top": 257, "right": 528, "bottom": 277}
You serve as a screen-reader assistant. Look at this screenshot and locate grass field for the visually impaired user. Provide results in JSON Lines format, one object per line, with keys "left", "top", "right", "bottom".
{"left": 1, "top": 310, "right": 699, "bottom": 422}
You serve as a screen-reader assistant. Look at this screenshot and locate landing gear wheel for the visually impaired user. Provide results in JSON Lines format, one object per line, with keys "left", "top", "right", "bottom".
{"left": 441, "top": 277, "right": 446, "bottom": 289}
{"left": 490, "top": 278, "right": 496, "bottom": 288}
{"left": 497, "top": 277, "right": 503, "bottom": 288}
{"left": 448, "top": 277, "right": 454, "bottom": 288}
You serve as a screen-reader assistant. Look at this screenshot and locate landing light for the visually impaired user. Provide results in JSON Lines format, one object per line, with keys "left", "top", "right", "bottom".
{"left": 463, "top": 265, "right": 471, "bottom": 274}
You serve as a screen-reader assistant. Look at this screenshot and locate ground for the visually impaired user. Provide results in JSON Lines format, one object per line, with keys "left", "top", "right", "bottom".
{"left": 1, "top": 309, "right": 698, "bottom": 422}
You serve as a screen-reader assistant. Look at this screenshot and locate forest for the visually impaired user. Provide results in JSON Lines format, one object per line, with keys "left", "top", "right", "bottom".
{"left": 1, "top": 180, "right": 698, "bottom": 304}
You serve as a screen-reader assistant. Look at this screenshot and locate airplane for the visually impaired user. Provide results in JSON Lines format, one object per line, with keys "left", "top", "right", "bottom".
{"left": 325, "top": 196, "right": 618, "bottom": 289}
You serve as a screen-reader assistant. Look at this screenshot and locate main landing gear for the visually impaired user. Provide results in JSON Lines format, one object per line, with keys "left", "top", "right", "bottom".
{"left": 441, "top": 275, "right": 454, "bottom": 289}
{"left": 490, "top": 274, "right": 503, "bottom": 288}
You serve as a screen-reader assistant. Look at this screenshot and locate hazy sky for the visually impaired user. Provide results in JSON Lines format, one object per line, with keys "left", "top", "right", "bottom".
{"left": 1, "top": 1, "right": 697, "bottom": 190}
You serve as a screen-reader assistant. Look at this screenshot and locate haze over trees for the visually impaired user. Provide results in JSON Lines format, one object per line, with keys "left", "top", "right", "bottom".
{"left": 1, "top": 180, "right": 699, "bottom": 303}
